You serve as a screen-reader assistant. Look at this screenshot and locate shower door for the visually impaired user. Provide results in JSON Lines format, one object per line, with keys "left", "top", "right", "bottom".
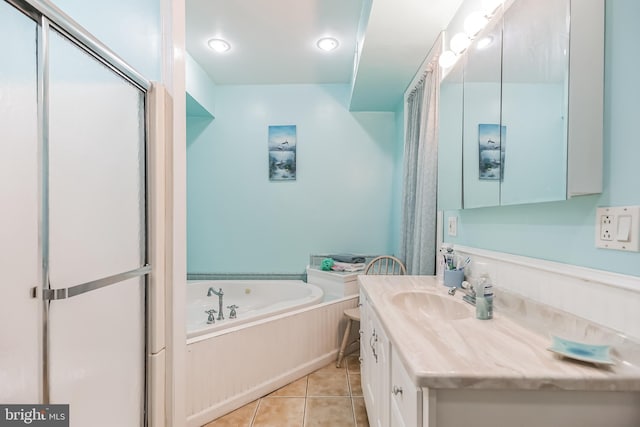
{"left": 0, "top": 1, "right": 151, "bottom": 426}
{"left": 0, "top": 0, "right": 41, "bottom": 404}
{"left": 46, "top": 26, "right": 148, "bottom": 427}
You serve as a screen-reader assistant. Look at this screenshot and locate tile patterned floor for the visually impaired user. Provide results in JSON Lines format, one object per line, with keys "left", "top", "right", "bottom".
{"left": 203, "top": 354, "right": 368, "bottom": 427}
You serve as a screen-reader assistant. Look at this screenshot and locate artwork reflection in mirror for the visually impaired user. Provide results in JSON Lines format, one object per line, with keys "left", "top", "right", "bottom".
{"left": 478, "top": 124, "right": 506, "bottom": 181}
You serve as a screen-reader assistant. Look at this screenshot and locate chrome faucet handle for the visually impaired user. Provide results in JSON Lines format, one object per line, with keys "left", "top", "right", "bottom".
{"left": 461, "top": 280, "right": 475, "bottom": 295}
{"left": 227, "top": 304, "right": 239, "bottom": 319}
{"left": 448, "top": 281, "right": 476, "bottom": 305}
{"left": 458, "top": 281, "right": 477, "bottom": 305}
{"left": 205, "top": 309, "right": 217, "bottom": 324}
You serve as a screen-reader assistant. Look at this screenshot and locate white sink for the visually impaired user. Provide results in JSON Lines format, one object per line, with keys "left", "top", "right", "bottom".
{"left": 391, "top": 291, "right": 471, "bottom": 321}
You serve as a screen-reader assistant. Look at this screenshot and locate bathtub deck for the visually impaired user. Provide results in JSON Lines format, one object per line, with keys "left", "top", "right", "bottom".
{"left": 203, "top": 353, "right": 368, "bottom": 427}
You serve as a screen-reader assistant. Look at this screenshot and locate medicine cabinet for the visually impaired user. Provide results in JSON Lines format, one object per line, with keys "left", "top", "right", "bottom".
{"left": 437, "top": 0, "right": 604, "bottom": 210}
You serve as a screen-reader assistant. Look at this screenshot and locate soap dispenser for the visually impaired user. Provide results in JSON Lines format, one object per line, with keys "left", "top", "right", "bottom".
{"left": 475, "top": 274, "right": 494, "bottom": 320}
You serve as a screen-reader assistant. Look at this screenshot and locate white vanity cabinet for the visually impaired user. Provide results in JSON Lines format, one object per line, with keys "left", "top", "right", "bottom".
{"left": 359, "top": 276, "right": 640, "bottom": 427}
{"left": 360, "top": 291, "right": 390, "bottom": 427}
{"left": 361, "top": 294, "right": 640, "bottom": 427}
{"left": 362, "top": 292, "right": 423, "bottom": 427}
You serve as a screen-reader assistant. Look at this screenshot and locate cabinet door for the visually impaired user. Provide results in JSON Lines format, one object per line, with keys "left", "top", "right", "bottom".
{"left": 462, "top": 18, "right": 503, "bottom": 209}
{"left": 500, "top": 0, "right": 570, "bottom": 205}
{"left": 360, "top": 296, "right": 391, "bottom": 427}
{"left": 390, "top": 347, "right": 422, "bottom": 427}
{"left": 373, "top": 312, "right": 390, "bottom": 427}
{"left": 361, "top": 294, "right": 375, "bottom": 414}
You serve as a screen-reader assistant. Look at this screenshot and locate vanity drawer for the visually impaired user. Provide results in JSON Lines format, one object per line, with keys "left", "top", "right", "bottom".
{"left": 390, "top": 348, "right": 422, "bottom": 427}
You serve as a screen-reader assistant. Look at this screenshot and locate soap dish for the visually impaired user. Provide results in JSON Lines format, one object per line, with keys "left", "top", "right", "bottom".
{"left": 547, "top": 335, "right": 614, "bottom": 365}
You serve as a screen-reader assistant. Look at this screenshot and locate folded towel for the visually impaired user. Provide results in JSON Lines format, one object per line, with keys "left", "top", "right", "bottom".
{"left": 329, "top": 254, "right": 366, "bottom": 264}
{"left": 320, "top": 258, "right": 335, "bottom": 271}
{"left": 331, "top": 261, "right": 366, "bottom": 272}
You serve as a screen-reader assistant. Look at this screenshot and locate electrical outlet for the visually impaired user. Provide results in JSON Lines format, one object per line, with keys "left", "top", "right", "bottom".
{"left": 600, "top": 215, "right": 613, "bottom": 240}
{"left": 595, "top": 206, "right": 640, "bottom": 251}
{"left": 447, "top": 216, "right": 458, "bottom": 237}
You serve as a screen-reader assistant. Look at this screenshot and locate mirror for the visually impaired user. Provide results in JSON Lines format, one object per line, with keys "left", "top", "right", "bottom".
{"left": 437, "top": 58, "right": 463, "bottom": 211}
{"left": 438, "top": 0, "right": 595, "bottom": 210}
{"left": 462, "top": 16, "right": 503, "bottom": 209}
{"left": 500, "top": 0, "right": 570, "bottom": 205}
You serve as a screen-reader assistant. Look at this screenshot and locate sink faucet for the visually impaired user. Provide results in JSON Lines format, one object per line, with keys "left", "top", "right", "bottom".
{"left": 207, "top": 287, "right": 225, "bottom": 320}
{"left": 447, "top": 281, "right": 476, "bottom": 305}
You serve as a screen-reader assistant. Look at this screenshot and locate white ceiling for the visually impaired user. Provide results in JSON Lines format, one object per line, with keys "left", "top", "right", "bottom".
{"left": 186, "top": 0, "right": 463, "bottom": 111}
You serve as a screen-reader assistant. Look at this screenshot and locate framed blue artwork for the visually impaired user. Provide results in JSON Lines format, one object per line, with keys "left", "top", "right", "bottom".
{"left": 268, "top": 125, "right": 297, "bottom": 181}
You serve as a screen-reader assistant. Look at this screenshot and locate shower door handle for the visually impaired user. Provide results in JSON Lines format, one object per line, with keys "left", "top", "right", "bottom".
{"left": 40, "top": 265, "right": 151, "bottom": 300}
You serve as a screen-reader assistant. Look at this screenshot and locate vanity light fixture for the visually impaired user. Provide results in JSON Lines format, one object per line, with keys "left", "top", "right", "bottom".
{"left": 317, "top": 37, "right": 339, "bottom": 52}
{"left": 464, "top": 11, "right": 489, "bottom": 37}
{"left": 208, "top": 38, "right": 231, "bottom": 53}
{"left": 482, "top": 0, "right": 503, "bottom": 15}
{"left": 450, "top": 32, "right": 471, "bottom": 54}
{"left": 476, "top": 36, "right": 494, "bottom": 49}
{"left": 438, "top": 50, "right": 458, "bottom": 69}
{"left": 441, "top": 2, "right": 502, "bottom": 68}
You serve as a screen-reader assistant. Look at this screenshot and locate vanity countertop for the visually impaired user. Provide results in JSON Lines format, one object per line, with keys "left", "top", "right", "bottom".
{"left": 358, "top": 275, "right": 640, "bottom": 391}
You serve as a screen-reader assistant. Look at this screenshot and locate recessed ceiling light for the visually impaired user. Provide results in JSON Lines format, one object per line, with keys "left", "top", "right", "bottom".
{"left": 317, "top": 37, "right": 339, "bottom": 52}
{"left": 208, "top": 38, "right": 231, "bottom": 53}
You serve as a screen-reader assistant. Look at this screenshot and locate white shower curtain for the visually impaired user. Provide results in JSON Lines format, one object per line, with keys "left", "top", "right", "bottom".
{"left": 400, "top": 63, "right": 440, "bottom": 275}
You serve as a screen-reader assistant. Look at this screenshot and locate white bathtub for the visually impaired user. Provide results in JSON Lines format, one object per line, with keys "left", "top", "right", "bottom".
{"left": 185, "top": 279, "right": 359, "bottom": 426}
{"left": 187, "top": 280, "right": 324, "bottom": 339}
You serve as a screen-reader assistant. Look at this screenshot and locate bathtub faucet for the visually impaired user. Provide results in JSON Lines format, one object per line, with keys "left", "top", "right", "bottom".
{"left": 207, "top": 287, "right": 225, "bottom": 320}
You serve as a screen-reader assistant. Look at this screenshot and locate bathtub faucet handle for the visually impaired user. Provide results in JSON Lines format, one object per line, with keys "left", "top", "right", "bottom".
{"left": 227, "top": 305, "right": 239, "bottom": 319}
{"left": 205, "top": 309, "right": 217, "bottom": 324}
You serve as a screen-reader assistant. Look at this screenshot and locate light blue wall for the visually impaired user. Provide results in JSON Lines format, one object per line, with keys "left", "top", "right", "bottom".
{"left": 187, "top": 84, "right": 398, "bottom": 274}
{"left": 444, "top": 0, "right": 640, "bottom": 277}
{"left": 50, "top": 0, "right": 161, "bottom": 80}
{"left": 186, "top": 53, "right": 216, "bottom": 116}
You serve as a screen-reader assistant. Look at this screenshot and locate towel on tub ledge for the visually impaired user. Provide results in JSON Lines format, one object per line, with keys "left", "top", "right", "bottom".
{"left": 329, "top": 254, "right": 366, "bottom": 264}
{"left": 331, "top": 261, "right": 366, "bottom": 272}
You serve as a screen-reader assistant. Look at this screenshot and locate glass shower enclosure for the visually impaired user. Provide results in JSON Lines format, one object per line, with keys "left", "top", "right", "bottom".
{"left": 0, "top": 1, "right": 151, "bottom": 425}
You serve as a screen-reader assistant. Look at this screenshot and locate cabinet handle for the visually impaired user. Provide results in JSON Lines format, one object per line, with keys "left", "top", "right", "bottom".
{"left": 369, "top": 334, "right": 376, "bottom": 351}
{"left": 369, "top": 333, "right": 378, "bottom": 362}
{"left": 392, "top": 385, "right": 403, "bottom": 396}
{"left": 359, "top": 329, "right": 364, "bottom": 335}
